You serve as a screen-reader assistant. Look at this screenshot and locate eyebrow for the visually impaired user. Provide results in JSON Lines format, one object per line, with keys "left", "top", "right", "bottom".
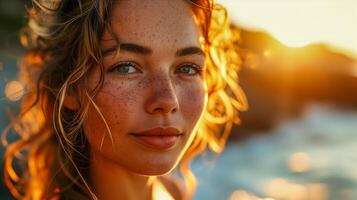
{"left": 176, "top": 46, "right": 205, "bottom": 57}
{"left": 102, "top": 43, "right": 205, "bottom": 57}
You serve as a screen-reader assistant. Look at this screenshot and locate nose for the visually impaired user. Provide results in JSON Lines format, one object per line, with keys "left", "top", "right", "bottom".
{"left": 145, "top": 75, "right": 179, "bottom": 115}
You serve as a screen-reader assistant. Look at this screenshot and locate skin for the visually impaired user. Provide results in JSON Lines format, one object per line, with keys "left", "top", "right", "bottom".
{"left": 73, "top": 0, "right": 208, "bottom": 199}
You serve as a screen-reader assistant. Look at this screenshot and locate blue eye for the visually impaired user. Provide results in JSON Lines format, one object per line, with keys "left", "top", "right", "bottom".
{"left": 177, "top": 64, "right": 202, "bottom": 76}
{"left": 110, "top": 62, "right": 139, "bottom": 74}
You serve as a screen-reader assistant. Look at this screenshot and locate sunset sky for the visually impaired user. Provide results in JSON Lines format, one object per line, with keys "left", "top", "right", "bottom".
{"left": 218, "top": 0, "right": 357, "bottom": 56}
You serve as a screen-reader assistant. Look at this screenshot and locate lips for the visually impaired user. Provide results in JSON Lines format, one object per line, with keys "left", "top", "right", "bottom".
{"left": 130, "top": 127, "right": 183, "bottom": 150}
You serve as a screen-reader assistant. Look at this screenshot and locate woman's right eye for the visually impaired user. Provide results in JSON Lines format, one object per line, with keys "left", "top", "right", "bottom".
{"left": 110, "top": 62, "right": 140, "bottom": 75}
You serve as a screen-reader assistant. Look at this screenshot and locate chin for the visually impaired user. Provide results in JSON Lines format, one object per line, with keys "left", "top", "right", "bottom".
{"left": 131, "top": 159, "right": 178, "bottom": 176}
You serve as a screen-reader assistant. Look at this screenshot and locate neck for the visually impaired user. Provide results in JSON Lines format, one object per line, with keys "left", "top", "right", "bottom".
{"left": 89, "top": 151, "right": 155, "bottom": 200}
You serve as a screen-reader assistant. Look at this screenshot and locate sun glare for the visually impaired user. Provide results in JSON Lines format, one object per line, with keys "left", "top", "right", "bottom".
{"left": 218, "top": 0, "right": 357, "bottom": 56}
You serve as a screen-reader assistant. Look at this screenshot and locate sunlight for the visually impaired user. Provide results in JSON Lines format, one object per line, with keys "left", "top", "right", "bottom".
{"left": 152, "top": 180, "right": 174, "bottom": 200}
{"left": 218, "top": 0, "right": 357, "bottom": 55}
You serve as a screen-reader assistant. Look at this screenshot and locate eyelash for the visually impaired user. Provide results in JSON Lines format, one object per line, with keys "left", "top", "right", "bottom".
{"left": 176, "top": 63, "right": 203, "bottom": 76}
{"left": 109, "top": 61, "right": 203, "bottom": 76}
{"left": 110, "top": 61, "right": 139, "bottom": 74}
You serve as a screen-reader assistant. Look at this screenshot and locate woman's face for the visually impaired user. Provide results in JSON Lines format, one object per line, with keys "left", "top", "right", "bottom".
{"left": 82, "top": 0, "right": 207, "bottom": 175}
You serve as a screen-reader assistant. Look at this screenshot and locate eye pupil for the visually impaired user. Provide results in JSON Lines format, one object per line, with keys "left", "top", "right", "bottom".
{"left": 118, "top": 65, "right": 131, "bottom": 73}
{"left": 181, "top": 67, "right": 190, "bottom": 73}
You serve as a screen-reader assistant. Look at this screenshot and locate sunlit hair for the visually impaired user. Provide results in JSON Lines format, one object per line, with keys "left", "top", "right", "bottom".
{"left": 2, "top": 0, "right": 248, "bottom": 199}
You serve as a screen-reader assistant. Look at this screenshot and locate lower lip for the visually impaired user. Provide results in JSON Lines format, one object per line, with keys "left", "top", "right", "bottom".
{"left": 131, "top": 135, "right": 180, "bottom": 150}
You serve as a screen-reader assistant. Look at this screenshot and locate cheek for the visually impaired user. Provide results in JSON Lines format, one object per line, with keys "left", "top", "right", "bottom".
{"left": 83, "top": 80, "right": 139, "bottom": 139}
{"left": 180, "top": 81, "right": 206, "bottom": 126}
{"left": 97, "top": 81, "right": 139, "bottom": 122}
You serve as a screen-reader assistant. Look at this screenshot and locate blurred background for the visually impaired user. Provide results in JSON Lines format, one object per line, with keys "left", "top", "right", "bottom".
{"left": 0, "top": 0, "right": 356, "bottom": 199}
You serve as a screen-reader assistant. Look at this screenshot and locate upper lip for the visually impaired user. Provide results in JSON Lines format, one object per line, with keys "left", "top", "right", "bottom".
{"left": 131, "top": 127, "right": 183, "bottom": 136}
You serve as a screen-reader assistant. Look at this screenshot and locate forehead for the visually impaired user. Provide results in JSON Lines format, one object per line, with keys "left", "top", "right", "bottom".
{"left": 102, "top": 0, "right": 202, "bottom": 49}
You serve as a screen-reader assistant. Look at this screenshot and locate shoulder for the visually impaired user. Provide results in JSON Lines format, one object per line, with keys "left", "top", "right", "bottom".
{"left": 158, "top": 176, "right": 189, "bottom": 200}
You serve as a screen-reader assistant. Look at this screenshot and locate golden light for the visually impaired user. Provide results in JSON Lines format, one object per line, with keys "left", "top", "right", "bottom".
{"left": 350, "top": 62, "right": 357, "bottom": 77}
{"left": 244, "top": 53, "right": 260, "bottom": 69}
{"left": 288, "top": 152, "right": 311, "bottom": 173}
{"left": 263, "top": 49, "right": 272, "bottom": 57}
{"left": 152, "top": 179, "right": 174, "bottom": 200}
{"left": 12, "top": 105, "right": 45, "bottom": 138}
{"left": 4, "top": 80, "right": 25, "bottom": 101}
{"left": 218, "top": 0, "right": 357, "bottom": 56}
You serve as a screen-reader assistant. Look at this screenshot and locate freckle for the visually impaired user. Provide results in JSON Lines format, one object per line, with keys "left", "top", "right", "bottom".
{"left": 138, "top": 77, "right": 153, "bottom": 89}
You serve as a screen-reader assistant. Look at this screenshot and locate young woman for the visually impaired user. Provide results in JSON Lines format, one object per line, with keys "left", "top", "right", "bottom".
{"left": 3, "top": 0, "right": 247, "bottom": 199}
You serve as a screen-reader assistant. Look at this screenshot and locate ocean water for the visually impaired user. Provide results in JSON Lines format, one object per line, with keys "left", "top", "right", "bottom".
{"left": 192, "top": 104, "right": 357, "bottom": 200}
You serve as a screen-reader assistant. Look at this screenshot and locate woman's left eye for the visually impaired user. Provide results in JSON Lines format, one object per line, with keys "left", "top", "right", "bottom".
{"left": 176, "top": 64, "right": 202, "bottom": 76}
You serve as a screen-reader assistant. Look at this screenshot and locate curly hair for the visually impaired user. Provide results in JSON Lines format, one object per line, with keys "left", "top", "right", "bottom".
{"left": 2, "top": 0, "right": 248, "bottom": 199}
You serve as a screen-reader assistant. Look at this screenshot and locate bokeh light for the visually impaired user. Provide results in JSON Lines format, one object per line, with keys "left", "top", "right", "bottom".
{"left": 265, "top": 178, "right": 290, "bottom": 199}
{"left": 4, "top": 80, "right": 25, "bottom": 101}
{"left": 263, "top": 49, "right": 272, "bottom": 58}
{"left": 265, "top": 179, "right": 329, "bottom": 200}
{"left": 288, "top": 152, "right": 311, "bottom": 173}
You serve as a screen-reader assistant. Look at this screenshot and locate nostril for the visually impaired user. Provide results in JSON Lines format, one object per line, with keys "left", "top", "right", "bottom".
{"left": 170, "top": 107, "right": 178, "bottom": 113}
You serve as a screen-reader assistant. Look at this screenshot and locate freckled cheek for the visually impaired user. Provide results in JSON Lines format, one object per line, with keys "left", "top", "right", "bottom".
{"left": 180, "top": 83, "right": 206, "bottom": 123}
{"left": 87, "top": 81, "right": 139, "bottom": 129}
